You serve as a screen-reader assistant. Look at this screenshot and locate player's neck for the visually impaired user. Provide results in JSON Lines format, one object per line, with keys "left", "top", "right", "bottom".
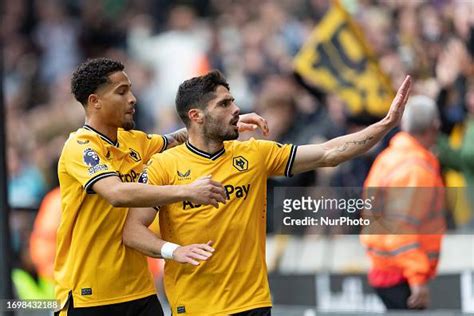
{"left": 84, "top": 118, "right": 118, "bottom": 143}
{"left": 187, "top": 134, "right": 224, "bottom": 155}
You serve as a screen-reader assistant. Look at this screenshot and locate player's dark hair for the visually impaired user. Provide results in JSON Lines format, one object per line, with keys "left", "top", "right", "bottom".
{"left": 71, "top": 58, "right": 124, "bottom": 106}
{"left": 175, "top": 70, "right": 230, "bottom": 127}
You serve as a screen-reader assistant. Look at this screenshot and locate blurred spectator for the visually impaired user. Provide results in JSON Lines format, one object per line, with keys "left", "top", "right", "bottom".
{"left": 127, "top": 5, "right": 210, "bottom": 132}
{"left": 437, "top": 78, "right": 474, "bottom": 228}
{"left": 29, "top": 187, "right": 61, "bottom": 282}
{"left": 10, "top": 210, "right": 54, "bottom": 300}
{"left": 7, "top": 146, "right": 47, "bottom": 209}
{"left": 78, "top": 0, "right": 127, "bottom": 56}
{"left": 361, "top": 96, "right": 445, "bottom": 310}
{"left": 33, "top": 0, "right": 80, "bottom": 85}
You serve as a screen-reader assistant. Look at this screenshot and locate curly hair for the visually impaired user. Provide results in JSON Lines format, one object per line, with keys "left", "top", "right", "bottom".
{"left": 175, "top": 70, "right": 230, "bottom": 126}
{"left": 71, "top": 58, "right": 124, "bottom": 106}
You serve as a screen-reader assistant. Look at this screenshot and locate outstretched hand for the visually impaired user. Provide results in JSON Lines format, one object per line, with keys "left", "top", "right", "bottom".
{"left": 237, "top": 113, "right": 269, "bottom": 136}
{"left": 384, "top": 75, "right": 412, "bottom": 128}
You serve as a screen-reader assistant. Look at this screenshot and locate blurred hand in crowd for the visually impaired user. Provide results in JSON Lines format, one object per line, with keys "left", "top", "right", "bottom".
{"left": 436, "top": 38, "right": 469, "bottom": 88}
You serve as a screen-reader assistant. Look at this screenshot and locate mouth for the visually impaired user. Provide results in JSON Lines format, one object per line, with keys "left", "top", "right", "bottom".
{"left": 126, "top": 109, "right": 136, "bottom": 115}
{"left": 230, "top": 116, "right": 239, "bottom": 126}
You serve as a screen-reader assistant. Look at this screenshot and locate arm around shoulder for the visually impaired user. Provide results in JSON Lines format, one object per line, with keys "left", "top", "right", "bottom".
{"left": 92, "top": 174, "right": 227, "bottom": 208}
{"left": 91, "top": 176, "right": 188, "bottom": 207}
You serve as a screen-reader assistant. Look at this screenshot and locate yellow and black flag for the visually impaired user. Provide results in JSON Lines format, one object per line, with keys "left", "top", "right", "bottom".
{"left": 294, "top": 0, "right": 394, "bottom": 117}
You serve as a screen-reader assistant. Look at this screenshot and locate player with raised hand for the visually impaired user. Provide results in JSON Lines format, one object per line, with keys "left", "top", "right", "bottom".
{"left": 124, "top": 70, "right": 412, "bottom": 315}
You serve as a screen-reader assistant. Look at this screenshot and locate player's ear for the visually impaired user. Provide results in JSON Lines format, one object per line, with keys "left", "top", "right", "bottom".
{"left": 188, "top": 109, "right": 204, "bottom": 124}
{"left": 88, "top": 94, "right": 101, "bottom": 109}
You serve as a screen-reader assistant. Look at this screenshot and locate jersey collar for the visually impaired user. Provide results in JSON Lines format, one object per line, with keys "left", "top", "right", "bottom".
{"left": 185, "top": 141, "right": 225, "bottom": 160}
{"left": 83, "top": 125, "right": 119, "bottom": 147}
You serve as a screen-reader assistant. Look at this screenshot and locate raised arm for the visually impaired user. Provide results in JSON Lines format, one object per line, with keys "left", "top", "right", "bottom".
{"left": 292, "top": 75, "right": 412, "bottom": 174}
{"left": 123, "top": 207, "right": 214, "bottom": 265}
{"left": 164, "top": 113, "right": 269, "bottom": 148}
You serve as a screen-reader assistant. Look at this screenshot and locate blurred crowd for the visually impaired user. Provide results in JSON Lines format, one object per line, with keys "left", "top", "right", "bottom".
{"left": 3, "top": 0, "right": 474, "bottom": 203}
{"left": 2, "top": 0, "right": 474, "bottom": 283}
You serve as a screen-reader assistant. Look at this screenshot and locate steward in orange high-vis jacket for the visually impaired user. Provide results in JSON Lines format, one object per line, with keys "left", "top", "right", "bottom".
{"left": 361, "top": 96, "right": 446, "bottom": 310}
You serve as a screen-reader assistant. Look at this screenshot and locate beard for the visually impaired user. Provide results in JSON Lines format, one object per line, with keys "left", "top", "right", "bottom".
{"left": 203, "top": 112, "right": 239, "bottom": 142}
{"left": 122, "top": 120, "right": 135, "bottom": 131}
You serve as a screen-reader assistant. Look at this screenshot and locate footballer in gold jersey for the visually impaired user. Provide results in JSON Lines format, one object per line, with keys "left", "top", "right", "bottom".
{"left": 124, "top": 71, "right": 412, "bottom": 315}
{"left": 130, "top": 139, "right": 296, "bottom": 315}
{"left": 55, "top": 58, "right": 268, "bottom": 316}
{"left": 56, "top": 126, "right": 167, "bottom": 309}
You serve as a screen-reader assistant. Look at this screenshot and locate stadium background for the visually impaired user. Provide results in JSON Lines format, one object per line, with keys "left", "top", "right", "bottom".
{"left": 1, "top": 0, "right": 474, "bottom": 314}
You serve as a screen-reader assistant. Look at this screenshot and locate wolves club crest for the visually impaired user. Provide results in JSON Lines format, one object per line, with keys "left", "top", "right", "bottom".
{"left": 129, "top": 148, "right": 142, "bottom": 162}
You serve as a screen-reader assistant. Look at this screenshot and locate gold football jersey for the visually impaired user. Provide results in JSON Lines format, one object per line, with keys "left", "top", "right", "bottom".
{"left": 55, "top": 125, "right": 166, "bottom": 307}
{"left": 141, "top": 138, "right": 297, "bottom": 315}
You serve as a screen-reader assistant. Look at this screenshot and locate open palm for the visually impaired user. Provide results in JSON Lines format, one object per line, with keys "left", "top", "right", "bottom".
{"left": 385, "top": 75, "right": 412, "bottom": 128}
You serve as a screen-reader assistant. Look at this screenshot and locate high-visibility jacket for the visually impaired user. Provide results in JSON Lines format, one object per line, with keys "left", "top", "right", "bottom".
{"left": 360, "top": 132, "right": 445, "bottom": 287}
{"left": 30, "top": 187, "right": 62, "bottom": 280}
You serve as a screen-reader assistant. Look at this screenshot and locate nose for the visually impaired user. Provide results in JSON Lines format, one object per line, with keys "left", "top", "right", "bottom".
{"left": 232, "top": 103, "right": 240, "bottom": 116}
{"left": 129, "top": 92, "right": 137, "bottom": 105}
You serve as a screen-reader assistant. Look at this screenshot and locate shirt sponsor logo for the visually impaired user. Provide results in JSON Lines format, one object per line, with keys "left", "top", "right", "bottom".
{"left": 118, "top": 170, "right": 139, "bottom": 183}
{"left": 183, "top": 184, "right": 250, "bottom": 209}
{"left": 224, "top": 184, "right": 250, "bottom": 200}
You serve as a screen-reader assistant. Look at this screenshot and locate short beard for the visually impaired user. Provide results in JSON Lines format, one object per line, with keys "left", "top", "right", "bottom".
{"left": 218, "top": 130, "right": 239, "bottom": 142}
{"left": 122, "top": 120, "right": 135, "bottom": 131}
{"left": 203, "top": 112, "right": 238, "bottom": 142}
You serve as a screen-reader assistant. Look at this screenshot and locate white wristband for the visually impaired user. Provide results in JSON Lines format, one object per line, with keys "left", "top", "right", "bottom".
{"left": 161, "top": 242, "right": 180, "bottom": 259}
